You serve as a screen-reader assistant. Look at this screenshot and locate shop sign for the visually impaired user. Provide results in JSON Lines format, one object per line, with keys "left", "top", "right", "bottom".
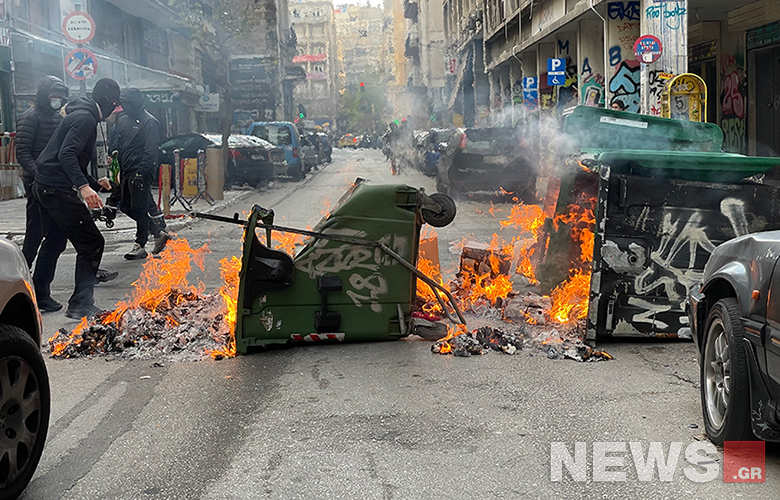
{"left": 196, "top": 93, "right": 220, "bottom": 112}
{"left": 747, "top": 22, "right": 780, "bottom": 51}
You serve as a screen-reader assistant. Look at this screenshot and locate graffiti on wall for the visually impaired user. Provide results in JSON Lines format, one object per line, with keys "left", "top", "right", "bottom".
{"left": 609, "top": 61, "right": 640, "bottom": 112}
{"left": 607, "top": 2, "right": 640, "bottom": 113}
{"left": 607, "top": 1, "right": 640, "bottom": 21}
{"left": 644, "top": 2, "right": 687, "bottom": 31}
{"left": 646, "top": 70, "right": 672, "bottom": 116}
{"left": 580, "top": 57, "right": 605, "bottom": 106}
{"left": 721, "top": 53, "right": 747, "bottom": 154}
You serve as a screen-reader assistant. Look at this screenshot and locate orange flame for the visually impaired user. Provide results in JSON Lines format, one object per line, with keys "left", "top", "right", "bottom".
{"left": 207, "top": 255, "right": 242, "bottom": 359}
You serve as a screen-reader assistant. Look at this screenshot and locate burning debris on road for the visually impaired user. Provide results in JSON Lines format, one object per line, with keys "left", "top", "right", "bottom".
{"left": 415, "top": 191, "right": 611, "bottom": 362}
{"left": 48, "top": 239, "right": 239, "bottom": 361}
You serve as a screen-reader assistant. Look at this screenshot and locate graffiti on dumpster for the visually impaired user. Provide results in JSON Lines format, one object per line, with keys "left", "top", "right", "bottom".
{"left": 604, "top": 198, "right": 759, "bottom": 335}
{"left": 295, "top": 231, "right": 409, "bottom": 314}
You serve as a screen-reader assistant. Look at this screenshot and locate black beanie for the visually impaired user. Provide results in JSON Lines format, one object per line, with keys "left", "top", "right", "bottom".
{"left": 92, "top": 78, "right": 120, "bottom": 102}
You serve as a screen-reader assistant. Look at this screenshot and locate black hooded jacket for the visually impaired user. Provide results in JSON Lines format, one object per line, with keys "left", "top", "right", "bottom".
{"left": 35, "top": 97, "right": 102, "bottom": 191}
{"left": 15, "top": 76, "right": 69, "bottom": 181}
{"left": 109, "top": 88, "right": 160, "bottom": 179}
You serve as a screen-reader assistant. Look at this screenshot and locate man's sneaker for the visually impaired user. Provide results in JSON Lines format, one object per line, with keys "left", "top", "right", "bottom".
{"left": 65, "top": 304, "right": 104, "bottom": 320}
{"left": 124, "top": 243, "right": 148, "bottom": 260}
{"left": 151, "top": 232, "right": 171, "bottom": 255}
{"left": 37, "top": 297, "right": 63, "bottom": 313}
{"left": 95, "top": 269, "right": 118, "bottom": 284}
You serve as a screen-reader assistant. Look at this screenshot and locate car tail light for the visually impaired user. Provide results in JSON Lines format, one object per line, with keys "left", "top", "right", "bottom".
{"left": 459, "top": 133, "right": 467, "bottom": 149}
{"left": 292, "top": 147, "right": 298, "bottom": 158}
{"left": 231, "top": 149, "right": 245, "bottom": 161}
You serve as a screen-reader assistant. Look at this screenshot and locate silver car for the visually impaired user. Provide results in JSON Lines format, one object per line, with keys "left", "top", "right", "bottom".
{"left": 0, "top": 238, "right": 49, "bottom": 499}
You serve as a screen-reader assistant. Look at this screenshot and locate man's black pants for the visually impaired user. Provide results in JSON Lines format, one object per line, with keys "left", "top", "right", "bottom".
{"left": 33, "top": 184, "right": 104, "bottom": 310}
{"left": 106, "top": 173, "right": 164, "bottom": 246}
{"left": 21, "top": 177, "right": 44, "bottom": 268}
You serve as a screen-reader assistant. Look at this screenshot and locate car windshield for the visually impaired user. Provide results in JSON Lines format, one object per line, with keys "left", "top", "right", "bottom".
{"left": 463, "top": 128, "right": 517, "bottom": 153}
{"left": 251, "top": 125, "right": 293, "bottom": 146}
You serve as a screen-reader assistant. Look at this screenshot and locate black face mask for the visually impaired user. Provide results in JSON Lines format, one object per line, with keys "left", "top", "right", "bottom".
{"left": 97, "top": 98, "right": 117, "bottom": 120}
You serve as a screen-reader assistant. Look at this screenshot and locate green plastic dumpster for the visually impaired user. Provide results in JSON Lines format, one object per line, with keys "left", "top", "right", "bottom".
{"left": 233, "top": 181, "right": 460, "bottom": 353}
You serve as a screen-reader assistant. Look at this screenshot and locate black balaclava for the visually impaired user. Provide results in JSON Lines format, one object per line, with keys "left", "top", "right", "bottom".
{"left": 119, "top": 88, "right": 144, "bottom": 119}
{"left": 91, "top": 78, "right": 121, "bottom": 119}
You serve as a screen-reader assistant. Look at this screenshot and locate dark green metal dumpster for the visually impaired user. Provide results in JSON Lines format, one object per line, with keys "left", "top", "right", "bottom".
{"left": 541, "top": 106, "right": 780, "bottom": 340}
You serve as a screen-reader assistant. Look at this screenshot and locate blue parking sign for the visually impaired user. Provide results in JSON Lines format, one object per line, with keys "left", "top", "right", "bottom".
{"left": 547, "top": 58, "right": 566, "bottom": 86}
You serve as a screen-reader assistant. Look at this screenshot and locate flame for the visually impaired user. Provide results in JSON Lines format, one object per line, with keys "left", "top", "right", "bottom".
{"left": 435, "top": 324, "right": 468, "bottom": 354}
{"left": 207, "top": 255, "right": 242, "bottom": 359}
{"left": 416, "top": 257, "right": 444, "bottom": 315}
{"left": 548, "top": 197, "right": 597, "bottom": 324}
{"left": 550, "top": 270, "right": 592, "bottom": 323}
{"left": 49, "top": 239, "right": 242, "bottom": 359}
{"left": 273, "top": 231, "right": 304, "bottom": 255}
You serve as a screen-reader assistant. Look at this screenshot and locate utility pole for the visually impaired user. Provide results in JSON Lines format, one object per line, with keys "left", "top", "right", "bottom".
{"left": 640, "top": 0, "right": 688, "bottom": 116}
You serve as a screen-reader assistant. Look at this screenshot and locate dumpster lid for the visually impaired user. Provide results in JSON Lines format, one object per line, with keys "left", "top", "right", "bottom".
{"left": 564, "top": 106, "right": 723, "bottom": 152}
{"left": 590, "top": 149, "right": 780, "bottom": 182}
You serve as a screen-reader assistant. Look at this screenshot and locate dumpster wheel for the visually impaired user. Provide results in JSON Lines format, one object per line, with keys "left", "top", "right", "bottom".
{"left": 422, "top": 193, "right": 456, "bottom": 228}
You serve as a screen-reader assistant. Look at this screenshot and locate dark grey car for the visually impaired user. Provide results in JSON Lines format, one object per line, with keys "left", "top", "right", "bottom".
{"left": 688, "top": 231, "right": 780, "bottom": 444}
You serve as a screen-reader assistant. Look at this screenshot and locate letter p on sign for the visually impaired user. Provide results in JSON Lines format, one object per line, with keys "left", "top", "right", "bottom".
{"left": 724, "top": 441, "right": 765, "bottom": 482}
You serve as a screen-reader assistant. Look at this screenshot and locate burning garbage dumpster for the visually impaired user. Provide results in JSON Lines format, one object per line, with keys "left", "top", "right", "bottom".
{"left": 540, "top": 106, "right": 780, "bottom": 341}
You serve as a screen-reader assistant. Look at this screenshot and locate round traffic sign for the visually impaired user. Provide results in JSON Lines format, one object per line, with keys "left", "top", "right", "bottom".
{"left": 65, "top": 48, "right": 98, "bottom": 80}
{"left": 634, "top": 35, "right": 663, "bottom": 64}
{"left": 62, "top": 11, "right": 96, "bottom": 44}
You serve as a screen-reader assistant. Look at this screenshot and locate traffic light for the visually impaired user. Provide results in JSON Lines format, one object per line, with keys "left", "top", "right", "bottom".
{"left": 297, "top": 103, "right": 307, "bottom": 119}
{"left": 359, "top": 82, "right": 365, "bottom": 92}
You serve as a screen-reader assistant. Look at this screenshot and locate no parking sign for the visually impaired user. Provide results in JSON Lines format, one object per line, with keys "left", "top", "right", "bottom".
{"left": 65, "top": 48, "right": 98, "bottom": 81}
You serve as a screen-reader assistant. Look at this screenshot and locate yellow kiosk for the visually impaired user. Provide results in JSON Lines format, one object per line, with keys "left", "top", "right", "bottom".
{"left": 661, "top": 73, "right": 707, "bottom": 122}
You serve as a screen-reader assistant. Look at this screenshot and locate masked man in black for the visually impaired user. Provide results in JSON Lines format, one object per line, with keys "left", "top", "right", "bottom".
{"left": 33, "top": 78, "right": 120, "bottom": 319}
{"left": 105, "top": 88, "right": 169, "bottom": 259}
{"left": 16, "top": 76, "right": 68, "bottom": 272}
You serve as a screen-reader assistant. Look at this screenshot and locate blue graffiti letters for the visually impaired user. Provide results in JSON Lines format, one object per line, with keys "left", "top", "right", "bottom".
{"left": 609, "top": 61, "right": 640, "bottom": 113}
{"left": 608, "top": 1, "right": 640, "bottom": 21}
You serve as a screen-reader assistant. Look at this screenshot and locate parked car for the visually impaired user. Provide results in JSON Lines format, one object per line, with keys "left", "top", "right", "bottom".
{"left": 246, "top": 122, "right": 306, "bottom": 180}
{"left": 688, "top": 231, "right": 780, "bottom": 444}
{"left": 159, "top": 133, "right": 283, "bottom": 187}
{"left": 0, "top": 239, "right": 50, "bottom": 499}
{"left": 435, "top": 127, "right": 536, "bottom": 202}
{"left": 299, "top": 131, "right": 320, "bottom": 170}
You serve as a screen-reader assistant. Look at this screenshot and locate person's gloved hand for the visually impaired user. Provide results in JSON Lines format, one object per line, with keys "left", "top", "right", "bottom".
{"left": 131, "top": 173, "right": 145, "bottom": 191}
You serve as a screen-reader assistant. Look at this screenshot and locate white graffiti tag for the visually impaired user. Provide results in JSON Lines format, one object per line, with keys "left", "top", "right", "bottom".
{"left": 346, "top": 272, "right": 389, "bottom": 312}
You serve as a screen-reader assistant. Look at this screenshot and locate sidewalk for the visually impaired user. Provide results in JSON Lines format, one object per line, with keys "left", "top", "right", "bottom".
{"left": 0, "top": 188, "right": 256, "bottom": 245}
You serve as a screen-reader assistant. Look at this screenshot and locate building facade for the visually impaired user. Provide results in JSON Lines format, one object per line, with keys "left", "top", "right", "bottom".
{"left": 334, "top": 4, "right": 385, "bottom": 87}
{"left": 0, "top": 0, "right": 213, "bottom": 136}
{"left": 444, "top": 0, "right": 780, "bottom": 164}
{"left": 385, "top": 0, "right": 447, "bottom": 126}
{"left": 290, "top": 0, "right": 337, "bottom": 123}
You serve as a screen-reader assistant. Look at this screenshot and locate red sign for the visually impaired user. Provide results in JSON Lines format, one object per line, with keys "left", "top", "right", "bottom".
{"left": 65, "top": 48, "right": 98, "bottom": 80}
{"left": 62, "top": 11, "right": 96, "bottom": 44}
{"left": 633, "top": 34, "right": 663, "bottom": 64}
{"left": 724, "top": 441, "right": 765, "bottom": 483}
{"left": 292, "top": 54, "right": 327, "bottom": 63}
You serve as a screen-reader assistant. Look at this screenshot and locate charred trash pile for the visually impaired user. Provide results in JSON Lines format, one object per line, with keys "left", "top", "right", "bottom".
{"left": 47, "top": 240, "right": 239, "bottom": 361}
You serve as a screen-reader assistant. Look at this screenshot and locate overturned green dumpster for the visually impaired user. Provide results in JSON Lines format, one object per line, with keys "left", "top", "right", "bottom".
{"left": 539, "top": 106, "right": 780, "bottom": 340}
{"left": 226, "top": 181, "right": 461, "bottom": 353}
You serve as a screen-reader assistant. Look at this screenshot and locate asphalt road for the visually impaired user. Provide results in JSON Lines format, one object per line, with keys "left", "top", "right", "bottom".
{"left": 23, "top": 149, "right": 780, "bottom": 499}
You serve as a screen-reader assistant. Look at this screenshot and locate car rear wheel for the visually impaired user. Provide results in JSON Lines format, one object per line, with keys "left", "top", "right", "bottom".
{"left": 0, "top": 324, "right": 50, "bottom": 499}
{"left": 700, "top": 298, "right": 753, "bottom": 445}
